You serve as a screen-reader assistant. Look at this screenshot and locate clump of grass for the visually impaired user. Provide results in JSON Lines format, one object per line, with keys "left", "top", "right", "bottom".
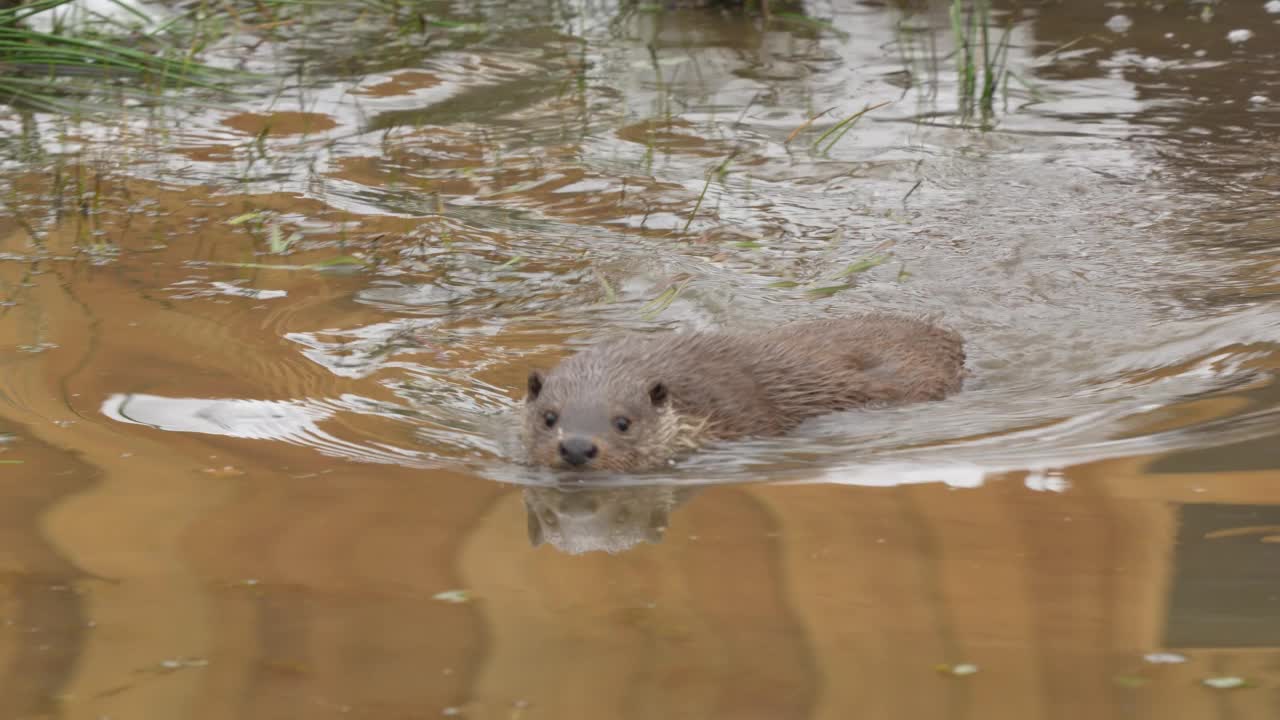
{"left": 949, "top": 0, "right": 1013, "bottom": 121}
{"left": 226, "top": 210, "right": 302, "bottom": 254}
{"left": 770, "top": 11, "right": 849, "bottom": 41}
{"left": 0, "top": 0, "right": 243, "bottom": 113}
{"left": 639, "top": 280, "right": 687, "bottom": 320}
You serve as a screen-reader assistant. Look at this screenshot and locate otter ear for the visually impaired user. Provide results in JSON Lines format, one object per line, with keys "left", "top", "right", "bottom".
{"left": 527, "top": 370, "right": 545, "bottom": 401}
{"left": 648, "top": 381, "right": 668, "bottom": 406}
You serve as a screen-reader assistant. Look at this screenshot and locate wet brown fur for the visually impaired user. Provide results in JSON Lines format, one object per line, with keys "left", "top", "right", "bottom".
{"left": 522, "top": 314, "right": 965, "bottom": 472}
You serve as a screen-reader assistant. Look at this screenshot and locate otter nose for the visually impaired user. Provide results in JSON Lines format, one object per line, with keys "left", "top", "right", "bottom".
{"left": 558, "top": 437, "right": 599, "bottom": 467}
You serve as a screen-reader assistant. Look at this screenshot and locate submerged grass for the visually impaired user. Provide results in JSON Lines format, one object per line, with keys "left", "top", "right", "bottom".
{"left": 683, "top": 148, "right": 738, "bottom": 233}
{"left": 810, "top": 100, "right": 890, "bottom": 154}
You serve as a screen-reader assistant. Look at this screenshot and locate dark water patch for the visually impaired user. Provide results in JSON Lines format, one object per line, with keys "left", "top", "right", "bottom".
{"left": 1164, "top": 502, "right": 1280, "bottom": 648}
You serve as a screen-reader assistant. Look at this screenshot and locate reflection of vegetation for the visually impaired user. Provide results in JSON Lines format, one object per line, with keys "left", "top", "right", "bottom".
{"left": 0, "top": 0, "right": 241, "bottom": 113}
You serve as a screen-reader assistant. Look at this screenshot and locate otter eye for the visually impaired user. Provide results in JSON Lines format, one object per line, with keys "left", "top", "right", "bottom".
{"left": 543, "top": 411, "right": 558, "bottom": 428}
{"left": 613, "top": 416, "right": 631, "bottom": 433}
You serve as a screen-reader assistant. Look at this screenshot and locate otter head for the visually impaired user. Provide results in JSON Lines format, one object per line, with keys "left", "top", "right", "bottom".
{"left": 522, "top": 365, "right": 679, "bottom": 472}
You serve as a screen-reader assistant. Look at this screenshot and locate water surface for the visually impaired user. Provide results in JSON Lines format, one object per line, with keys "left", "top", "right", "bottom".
{"left": 1, "top": 0, "right": 1279, "bottom": 717}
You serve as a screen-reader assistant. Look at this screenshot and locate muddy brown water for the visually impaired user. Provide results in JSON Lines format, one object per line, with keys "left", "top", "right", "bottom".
{"left": 1, "top": 0, "right": 1280, "bottom": 717}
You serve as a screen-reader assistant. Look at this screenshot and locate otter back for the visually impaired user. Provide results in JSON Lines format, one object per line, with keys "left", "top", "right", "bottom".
{"left": 521, "top": 314, "right": 965, "bottom": 472}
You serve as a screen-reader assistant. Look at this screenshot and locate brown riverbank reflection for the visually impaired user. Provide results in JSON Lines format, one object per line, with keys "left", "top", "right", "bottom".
{"left": 2, "top": 0, "right": 1280, "bottom": 716}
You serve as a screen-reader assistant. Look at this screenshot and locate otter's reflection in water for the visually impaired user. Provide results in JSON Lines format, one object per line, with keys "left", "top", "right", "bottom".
{"left": 523, "top": 485, "right": 696, "bottom": 555}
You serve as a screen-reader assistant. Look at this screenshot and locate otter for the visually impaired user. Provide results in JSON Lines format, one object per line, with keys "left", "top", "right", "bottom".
{"left": 521, "top": 314, "right": 965, "bottom": 472}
